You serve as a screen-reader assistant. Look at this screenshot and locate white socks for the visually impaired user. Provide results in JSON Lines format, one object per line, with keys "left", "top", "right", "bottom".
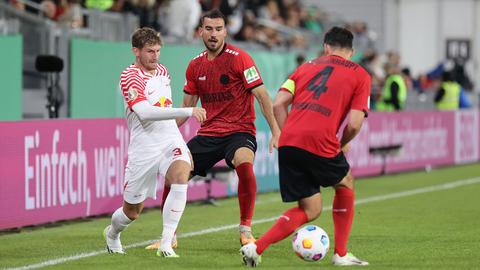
{"left": 109, "top": 207, "right": 133, "bottom": 239}
{"left": 160, "top": 184, "right": 188, "bottom": 250}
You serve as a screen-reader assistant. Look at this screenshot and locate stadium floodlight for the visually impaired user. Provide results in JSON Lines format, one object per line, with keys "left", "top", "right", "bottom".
{"left": 35, "top": 55, "right": 64, "bottom": 118}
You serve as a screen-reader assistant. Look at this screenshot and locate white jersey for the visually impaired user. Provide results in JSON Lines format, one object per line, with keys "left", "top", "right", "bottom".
{"left": 120, "top": 63, "right": 183, "bottom": 159}
{"left": 119, "top": 63, "right": 191, "bottom": 204}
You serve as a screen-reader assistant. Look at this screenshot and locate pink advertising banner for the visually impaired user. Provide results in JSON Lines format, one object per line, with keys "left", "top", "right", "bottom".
{"left": 346, "top": 111, "right": 479, "bottom": 176}
{"left": 1, "top": 111, "right": 479, "bottom": 230}
{"left": 0, "top": 118, "right": 226, "bottom": 230}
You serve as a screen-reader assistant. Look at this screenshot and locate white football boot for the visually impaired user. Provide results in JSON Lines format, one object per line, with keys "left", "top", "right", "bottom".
{"left": 240, "top": 242, "right": 261, "bottom": 267}
{"left": 332, "top": 252, "right": 369, "bottom": 266}
{"left": 103, "top": 225, "right": 125, "bottom": 254}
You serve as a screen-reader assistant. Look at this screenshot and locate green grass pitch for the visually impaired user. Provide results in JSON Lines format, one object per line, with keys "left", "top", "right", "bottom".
{"left": 1, "top": 163, "right": 479, "bottom": 269}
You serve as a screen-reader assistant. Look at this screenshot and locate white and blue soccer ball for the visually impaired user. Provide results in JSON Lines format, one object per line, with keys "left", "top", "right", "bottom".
{"left": 292, "top": 225, "right": 330, "bottom": 262}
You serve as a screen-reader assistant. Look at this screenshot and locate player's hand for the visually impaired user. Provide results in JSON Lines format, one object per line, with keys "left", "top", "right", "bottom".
{"left": 192, "top": 107, "right": 206, "bottom": 123}
{"left": 341, "top": 143, "right": 351, "bottom": 153}
{"left": 269, "top": 132, "right": 280, "bottom": 153}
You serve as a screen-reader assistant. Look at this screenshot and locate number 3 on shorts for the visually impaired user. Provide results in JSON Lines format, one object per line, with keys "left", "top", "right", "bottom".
{"left": 173, "top": 148, "right": 182, "bottom": 156}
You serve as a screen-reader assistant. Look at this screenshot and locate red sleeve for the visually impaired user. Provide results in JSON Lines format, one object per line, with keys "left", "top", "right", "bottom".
{"left": 279, "top": 67, "right": 300, "bottom": 93}
{"left": 120, "top": 72, "right": 147, "bottom": 109}
{"left": 237, "top": 51, "right": 263, "bottom": 91}
{"left": 351, "top": 72, "right": 371, "bottom": 115}
{"left": 183, "top": 61, "right": 198, "bottom": 95}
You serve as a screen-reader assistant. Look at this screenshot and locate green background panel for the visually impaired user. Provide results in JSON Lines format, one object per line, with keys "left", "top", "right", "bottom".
{"left": 0, "top": 35, "right": 22, "bottom": 121}
{"left": 69, "top": 39, "right": 302, "bottom": 118}
{"left": 70, "top": 39, "right": 132, "bottom": 118}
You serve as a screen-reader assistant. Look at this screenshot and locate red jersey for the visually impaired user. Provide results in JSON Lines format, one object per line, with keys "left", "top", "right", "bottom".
{"left": 184, "top": 43, "right": 263, "bottom": 136}
{"left": 279, "top": 55, "right": 371, "bottom": 158}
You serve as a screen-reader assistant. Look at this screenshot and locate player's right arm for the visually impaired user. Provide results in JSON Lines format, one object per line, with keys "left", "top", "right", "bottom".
{"left": 339, "top": 109, "right": 365, "bottom": 150}
{"left": 273, "top": 90, "right": 293, "bottom": 130}
{"left": 132, "top": 101, "right": 205, "bottom": 123}
{"left": 177, "top": 61, "right": 202, "bottom": 127}
{"left": 120, "top": 70, "right": 205, "bottom": 123}
{"left": 273, "top": 72, "right": 296, "bottom": 129}
{"left": 340, "top": 72, "right": 371, "bottom": 150}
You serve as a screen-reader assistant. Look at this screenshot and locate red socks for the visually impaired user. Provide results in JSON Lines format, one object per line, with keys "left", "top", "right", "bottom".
{"left": 160, "top": 184, "right": 170, "bottom": 211}
{"left": 255, "top": 207, "right": 308, "bottom": 255}
{"left": 332, "top": 187, "right": 355, "bottom": 256}
{"left": 235, "top": 162, "right": 257, "bottom": 227}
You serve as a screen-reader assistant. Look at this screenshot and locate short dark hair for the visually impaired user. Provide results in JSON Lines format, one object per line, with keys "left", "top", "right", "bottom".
{"left": 131, "top": 27, "right": 162, "bottom": 49}
{"left": 201, "top": 9, "right": 227, "bottom": 26}
{"left": 323, "top": 26, "right": 353, "bottom": 49}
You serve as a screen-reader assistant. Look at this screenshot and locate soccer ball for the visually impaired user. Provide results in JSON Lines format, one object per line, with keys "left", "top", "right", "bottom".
{"left": 292, "top": 225, "right": 330, "bottom": 261}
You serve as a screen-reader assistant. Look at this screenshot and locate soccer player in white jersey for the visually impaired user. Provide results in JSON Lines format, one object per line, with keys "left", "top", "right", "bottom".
{"left": 103, "top": 27, "right": 206, "bottom": 258}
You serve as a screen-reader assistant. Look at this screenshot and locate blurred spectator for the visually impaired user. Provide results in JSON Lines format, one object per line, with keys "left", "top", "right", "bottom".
{"left": 234, "top": 22, "right": 256, "bottom": 42}
{"left": 40, "top": 0, "right": 57, "bottom": 19}
{"left": 295, "top": 53, "right": 305, "bottom": 66}
{"left": 152, "top": 0, "right": 170, "bottom": 32}
{"left": 301, "top": 6, "right": 322, "bottom": 34}
{"left": 376, "top": 65, "right": 407, "bottom": 111}
{"left": 360, "top": 50, "right": 383, "bottom": 111}
{"left": 288, "top": 33, "right": 306, "bottom": 49}
{"left": 85, "top": 0, "right": 113, "bottom": 10}
{"left": 165, "top": 0, "right": 201, "bottom": 42}
{"left": 458, "top": 88, "right": 472, "bottom": 109}
{"left": 384, "top": 51, "right": 401, "bottom": 72}
{"left": 258, "top": 0, "right": 284, "bottom": 24}
{"left": 200, "top": 0, "right": 236, "bottom": 17}
{"left": 352, "top": 21, "right": 375, "bottom": 53}
{"left": 9, "top": 0, "right": 25, "bottom": 10}
{"left": 284, "top": 5, "right": 301, "bottom": 28}
{"left": 434, "top": 71, "right": 460, "bottom": 110}
{"left": 401, "top": 67, "right": 413, "bottom": 91}
{"left": 135, "top": 0, "right": 155, "bottom": 27}
{"left": 57, "top": 0, "right": 84, "bottom": 28}
{"left": 107, "top": 0, "right": 138, "bottom": 13}
{"left": 452, "top": 58, "right": 474, "bottom": 91}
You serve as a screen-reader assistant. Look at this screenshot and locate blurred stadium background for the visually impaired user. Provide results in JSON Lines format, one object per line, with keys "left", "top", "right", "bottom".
{"left": 0, "top": 0, "right": 479, "bottom": 269}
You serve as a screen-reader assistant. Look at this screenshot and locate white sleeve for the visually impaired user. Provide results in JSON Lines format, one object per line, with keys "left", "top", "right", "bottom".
{"left": 132, "top": 101, "right": 193, "bottom": 121}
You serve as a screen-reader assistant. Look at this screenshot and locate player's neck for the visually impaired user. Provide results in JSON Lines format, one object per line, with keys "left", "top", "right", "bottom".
{"left": 206, "top": 42, "right": 226, "bottom": 60}
{"left": 135, "top": 61, "right": 156, "bottom": 75}
{"left": 328, "top": 52, "right": 350, "bottom": 60}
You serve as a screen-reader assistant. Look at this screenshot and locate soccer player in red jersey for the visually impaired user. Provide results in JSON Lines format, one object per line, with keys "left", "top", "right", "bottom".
{"left": 241, "top": 26, "right": 370, "bottom": 266}
{"left": 147, "top": 9, "right": 280, "bottom": 249}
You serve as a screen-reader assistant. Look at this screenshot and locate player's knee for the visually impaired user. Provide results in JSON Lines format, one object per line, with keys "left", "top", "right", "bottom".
{"left": 166, "top": 173, "right": 189, "bottom": 185}
{"left": 125, "top": 211, "right": 140, "bottom": 221}
{"left": 337, "top": 172, "right": 354, "bottom": 189}
{"left": 304, "top": 207, "right": 322, "bottom": 221}
{"left": 123, "top": 207, "right": 141, "bottom": 220}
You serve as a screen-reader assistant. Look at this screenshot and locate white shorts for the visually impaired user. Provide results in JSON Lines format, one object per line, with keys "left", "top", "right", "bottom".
{"left": 123, "top": 137, "right": 191, "bottom": 204}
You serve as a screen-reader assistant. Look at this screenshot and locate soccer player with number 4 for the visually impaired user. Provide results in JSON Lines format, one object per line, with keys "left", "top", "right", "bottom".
{"left": 241, "top": 26, "right": 370, "bottom": 267}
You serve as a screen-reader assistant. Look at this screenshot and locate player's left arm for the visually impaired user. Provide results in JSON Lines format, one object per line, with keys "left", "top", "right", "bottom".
{"left": 238, "top": 51, "right": 280, "bottom": 152}
{"left": 252, "top": 85, "right": 281, "bottom": 152}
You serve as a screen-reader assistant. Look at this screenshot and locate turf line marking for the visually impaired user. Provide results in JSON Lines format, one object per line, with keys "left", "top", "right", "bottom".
{"left": 6, "top": 176, "right": 480, "bottom": 270}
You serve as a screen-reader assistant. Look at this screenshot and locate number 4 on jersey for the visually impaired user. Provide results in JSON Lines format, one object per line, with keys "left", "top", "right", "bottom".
{"left": 307, "top": 66, "right": 334, "bottom": 99}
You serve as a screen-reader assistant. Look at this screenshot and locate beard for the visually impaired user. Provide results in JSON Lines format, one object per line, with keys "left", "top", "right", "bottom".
{"left": 203, "top": 38, "right": 223, "bottom": 53}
